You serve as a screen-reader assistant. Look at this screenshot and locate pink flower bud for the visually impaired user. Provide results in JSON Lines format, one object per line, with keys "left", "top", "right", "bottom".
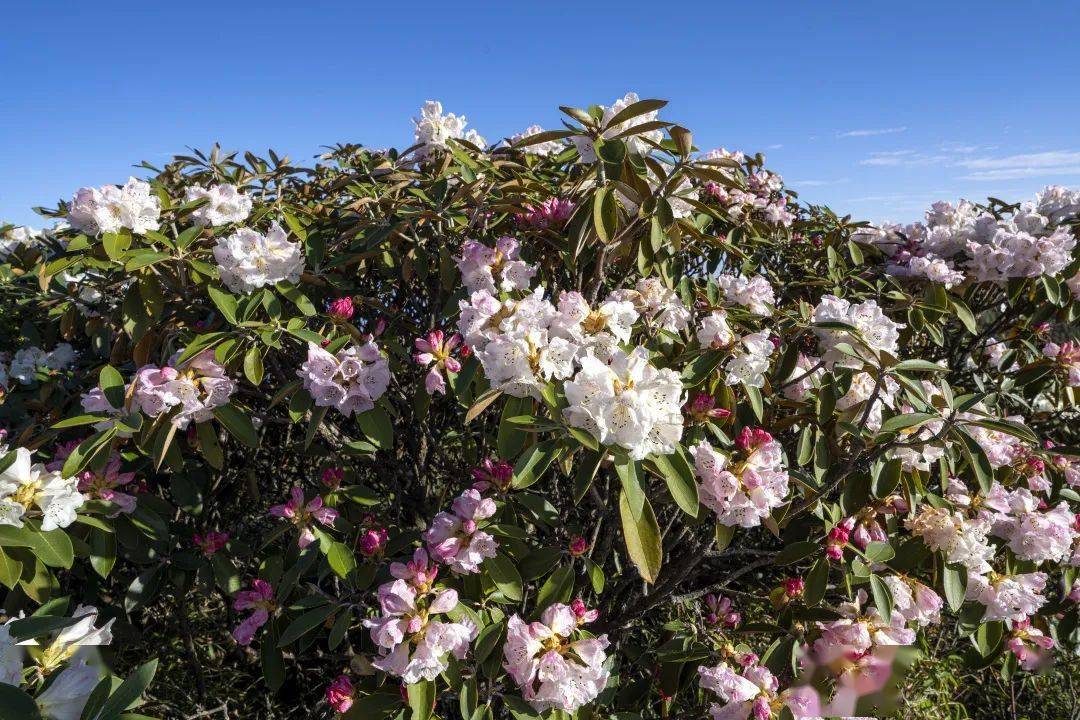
{"left": 568, "top": 535, "right": 589, "bottom": 556}
{"left": 326, "top": 296, "right": 355, "bottom": 321}
{"left": 326, "top": 674, "right": 354, "bottom": 713}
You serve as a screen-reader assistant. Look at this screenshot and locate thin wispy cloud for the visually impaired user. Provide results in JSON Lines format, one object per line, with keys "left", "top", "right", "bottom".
{"left": 794, "top": 178, "right": 850, "bottom": 187}
{"left": 859, "top": 150, "right": 947, "bottom": 167}
{"left": 954, "top": 150, "right": 1080, "bottom": 180}
{"left": 838, "top": 126, "right": 908, "bottom": 138}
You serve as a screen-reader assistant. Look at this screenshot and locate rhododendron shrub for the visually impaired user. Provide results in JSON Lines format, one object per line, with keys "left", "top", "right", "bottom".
{"left": 0, "top": 95, "right": 1078, "bottom": 719}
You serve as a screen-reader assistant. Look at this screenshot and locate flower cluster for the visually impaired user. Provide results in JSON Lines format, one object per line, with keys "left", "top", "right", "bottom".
{"left": 232, "top": 579, "right": 275, "bottom": 645}
{"left": 0, "top": 447, "right": 83, "bottom": 531}
{"left": 185, "top": 183, "right": 253, "bottom": 226}
{"left": 269, "top": 487, "right": 338, "bottom": 548}
{"left": 813, "top": 295, "right": 903, "bottom": 366}
{"left": 698, "top": 661, "right": 817, "bottom": 719}
{"left": 46, "top": 441, "right": 136, "bottom": 516}
{"left": 0, "top": 225, "right": 39, "bottom": 258}
{"left": 690, "top": 427, "right": 790, "bottom": 527}
{"left": 703, "top": 168, "right": 795, "bottom": 226}
{"left": 363, "top": 548, "right": 476, "bottom": 683}
{"left": 422, "top": 488, "right": 498, "bottom": 573}
{"left": 510, "top": 125, "right": 565, "bottom": 156}
{"left": 412, "top": 100, "right": 486, "bottom": 161}
{"left": 457, "top": 237, "right": 536, "bottom": 295}
{"left": 503, "top": 601, "right": 610, "bottom": 713}
{"left": 572, "top": 91, "right": 663, "bottom": 163}
{"left": 213, "top": 222, "right": 304, "bottom": 294}
{"left": 131, "top": 350, "right": 236, "bottom": 429}
{"left": 68, "top": 177, "right": 161, "bottom": 235}
{"left": 298, "top": 341, "right": 390, "bottom": 416}
{"left": 3, "top": 343, "right": 77, "bottom": 386}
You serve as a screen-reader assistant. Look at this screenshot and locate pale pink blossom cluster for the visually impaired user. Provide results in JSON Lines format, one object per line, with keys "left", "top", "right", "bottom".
{"left": 268, "top": 487, "right": 338, "bottom": 548}
{"left": 68, "top": 177, "right": 161, "bottom": 235}
{"left": 690, "top": 428, "right": 790, "bottom": 528}
{"left": 298, "top": 341, "right": 390, "bottom": 416}
{"left": 607, "top": 277, "right": 690, "bottom": 332}
{"left": 703, "top": 169, "right": 795, "bottom": 226}
{"left": 503, "top": 601, "right": 610, "bottom": 713}
{"left": 184, "top": 183, "right": 253, "bottom": 226}
{"left": 363, "top": 548, "right": 477, "bottom": 683}
{"left": 698, "top": 661, "right": 818, "bottom": 719}
{"left": 881, "top": 575, "right": 943, "bottom": 627}
{"left": 716, "top": 273, "right": 776, "bottom": 316}
{"left": 1008, "top": 618, "right": 1055, "bottom": 670}
{"left": 1043, "top": 341, "right": 1080, "bottom": 386}
{"left": 47, "top": 440, "right": 136, "bottom": 516}
{"left": 905, "top": 505, "right": 995, "bottom": 575}
{"left": 697, "top": 310, "right": 734, "bottom": 349}
{"left": 571, "top": 92, "right": 663, "bottom": 163}
{"left": 131, "top": 350, "right": 236, "bottom": 429}
{"left": 6, "top": 343, "right": 78, "bottom": 386}
{"left": 457, "top": 237, "right": 537, "bottom": 295}
{"left": 856, "top": 187, "right": 1079, "bottom": 287}
{"left": 232, "top": 578, "right": 274, "bottom": 645}
{"left": 966, "top": 572, "right": 1048, "bottom": 622}
{"left": 509, "top": 124, "right": 564, "bottom": 156}
{"left": 213, "top": 222, "right": 304, "bottom": 294}
{"left": 422, "top": 488, "right": 498, "bottom": 574}
{"left": 983, "top": 484, "right": 1077, "bottom": 564}
{"left": 413, "top": 329, "right": 463, "bottom": 395}
{"left": 724, "top": 330, "right": 775, "bottom": 388}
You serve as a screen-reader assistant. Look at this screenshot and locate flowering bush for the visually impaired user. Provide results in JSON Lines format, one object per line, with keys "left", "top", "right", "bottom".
{"left": 0, "top": 93, "right": 1079, "bottom": 719}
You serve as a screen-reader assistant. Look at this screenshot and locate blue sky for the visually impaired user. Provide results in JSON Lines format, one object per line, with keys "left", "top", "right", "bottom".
{"left": 3, "top": 1, "right": 1079, "bottom": 227}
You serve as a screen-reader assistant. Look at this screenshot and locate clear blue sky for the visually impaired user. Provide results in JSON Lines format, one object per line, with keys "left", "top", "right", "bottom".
{"left": 3, "top": 1, "right": 1079, "bottom": 227}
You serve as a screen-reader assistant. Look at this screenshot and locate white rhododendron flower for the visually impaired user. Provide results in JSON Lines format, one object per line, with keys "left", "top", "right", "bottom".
{"left": 298, "top": 341, "right": 390, "bottom": 417}
{"left": 34, "top": 660, "right": 100, "bottom": 720}
{"left": 457, "top": 237, "right": 536, "bottom": 295}
{"left": 717, "top": 273, "right": 776, "bottom": 315}
{"left": 550, "top": 291, "right": 638, "bottom": 352}
{"left": 0, "top": 447, "right": 83, "bottom": 531}
{"left": 213, "top": 222, "right": 304, "bottom": 294}
{"left": 966, "top": 572, "right": 1048, "bottom": 622}
{"left": 67, "top": 177, "right": 160, "bottom": 235}
{"left": 696, "top": 310, "right": 734, "bottom": 349}
{"left": 607, "top": 277, "right": 690, "bottom": 332}
{"left": 724, "top": 330, "right": 775, "bottom": 388}
{"left": 477, "top": 328, "right": 578, "bottom": 400}
{"left": 563, "top": 346, "right": 683, "bottom": 460}
{"left": 813, "top": 295, "right": 903, "bottom": 366}
{"left": 412, "top": 100, "right": 486, "bottom": 161}
{"left": 503, "top": 602, "right": 609, "bottom": 713}
{"left": 185, "top": 183, "right": 253, "bottom": 226}
{"left": 0, "top": 225, "right": 39, "bottom": 258}
{"left": 8, "top": 343, "right": 77, "bottom": 385}
{"left": 906, "top": 506, "right": 995, "bottom": 575}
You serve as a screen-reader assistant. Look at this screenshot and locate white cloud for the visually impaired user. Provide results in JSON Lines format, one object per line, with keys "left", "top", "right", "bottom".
{"left": 794, "top": 178, "right": 850, "bottom": 187}
{"left": 838, "top": 126, "right": 908, "bottom": 138}
{"left": 957, "top": 166, "right": 1080, "bottom": 181}
{"left": 860, "top": 151, "right": 947, "bottom": 167}
{"left": 956, "top": 150, "right": 1080, "bottom": 170}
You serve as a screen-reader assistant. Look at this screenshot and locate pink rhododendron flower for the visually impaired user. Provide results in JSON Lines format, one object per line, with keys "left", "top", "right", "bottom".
{"left": 232, "top": 579, "right": 274, "bottom": 646}
{"left": 363, "top": 549, "right": 476, "bottom": 684}
{"left": 358, "top": 527, "right": 389, "bottom": 557}
{"left": 298, "top": 341, "right": 390, "bottom": 416}
{"left": 47, "top": 440, "right": 136, "bottom": 516}
{"left": 966, "top": 572, "right": 1048, "bottom": 622}
{"left": 503, "top": 602, "right": 610, "bottom": 713}
{"left": 326, "top": 296, "right": 355, "bottom": 321}
{"left": 1007, "top": 619, "right": 1054, "bottom": 670}
{"left": 194, "top": 531, "right": 229, "bottom": 556}
{"left": 471, "top": 457, "right": 514, "bottom": 492}
{"left": 698, "top": 662, "right": 817, "bottom": 719}
{"left": 517, "top": 198, "right": 575, "bottom": 229}
{"left": 704, "top": 594, "right": 740, "bottom": 629}
{"left": 1043, "top": 341, "right": 1080, "bottom": 386}
{"left": 568, "top": 535, "right": 589, "bottom": 557}
{"left": 413, "top": 330, "right": 462, "bottom": 395}
{"left": 326, "top": 674, "right": 355, "bottom": 713}
{"left": 690, "top": 430, "right": 789, "bottom": 528}
{"left": 269, "top": 487, "right": 338, "bottom": 548}
{"left": 422, "top": 488, "right": 498, "bottom": 574}
{"left": 132, "top": 350, "right": 236, "bottom": 429}
{"left": 684, "top": 393, "right": 732, "bottom": 424}
{"left": 321, "top": 466, "right": 344, "bottom": 490}
{"left": 457, "top": 236, "right": 536, "bottom": 295}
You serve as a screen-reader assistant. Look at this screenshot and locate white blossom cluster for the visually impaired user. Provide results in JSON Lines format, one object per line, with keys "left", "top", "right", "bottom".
{"left": 812, "top": 294, "right": 903, "bottom": 367}
{"left": 185, "top": 183, "right": 253, "bottom": 226}
{"left": 412, "top": 100, "right": 487, "bottom": 162}
{"left": 0, "top": 446, "right": 83, "bottom": 531}
{"left": 298, "top": 341, "right": 391, "bottom": 417}
{"left": 509, "top": 124, "right": 564, "bottom": 156}
{"left": 67, "top": 177, "right": 161, "bottom": 235}
{"left": 457, "top": 252, "right": 686, "bottom": 459}
{"left": 856, "top": 185, "right": 1079, "bottom": 287}
{"left": 0, "top": 343, "right": 77, "bottom": 388}
{"left": 213, "top": 222, "right": 304, "bottom": 294}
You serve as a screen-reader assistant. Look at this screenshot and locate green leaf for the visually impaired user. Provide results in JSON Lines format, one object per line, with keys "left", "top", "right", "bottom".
{"left": 512, "top": 440, "right": 561, "bottom": 490}
{"left": 953, "top": 427, "right": 993, "bottom": 494}
{"left": 407, "top": 679, "right": 435, "bottom": 720}
{"left": 943, "top": 563, "right": 967, "bottom": 612}
{"left": 0, "top": 683, "right": 40, "bottom": 720}
{"left": 92, "top": 658, "right": 158, "bottom": 720}
{"left": 592, "top": 186, "right": 617, "bottom": 243}
{"left": 614, "top": 455, "right": 644, "bottom": 518}
{"left": 804, "top": 557, "right": 829, "bottom": 606}
{"left": 869, "top": 574, "right": 894, "bottom": 623}
{"left": 485, "top": 554, "right": 523, "bottom": 602}
{"left": 212, "top": 403, "right": 259, "bottom": 448}
{"left": 745, "top": 385, "right": 764, "bottom": 421}
{"left": 878, "top": 412, "right": 937, "bottom": 435}
{"left": 647, "top": 449, "right": 699, "bottom": 518}
{"left": 356, "top": 406, "right": 393, "bottom": 449}
{"left": 243, "top": 346, "right": 264, "bottom": 386}
{"left": 774, "top": 541, "right": 818, "bottom": 566}
{"left": 535, "top": 564, "right": 574, "bottom": 612}
{"left": 26, "top": 528, "right": 74, "bottom": 569}
{"left": 207, "top": 285, "right": 239, "bottom": 324}
{"left": 278, "top": 604, "right": 335, "bottom": 647}
{"left": 326, "top": 542, "right": 356, "bottom": 579}
{"left": 583, "top": 556, "right": 605, "bottom": 594}
{"left": 619, "top": 491, "right": 662, "bottom": 584}
{"left": 99, "top": 365, "right": 127, "bottom": 410}
{"left": 341, "top": 692, "right": 402, "bottom": 720}
{"left": 863, "top": 541, "right": 895, "bottom": 564}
